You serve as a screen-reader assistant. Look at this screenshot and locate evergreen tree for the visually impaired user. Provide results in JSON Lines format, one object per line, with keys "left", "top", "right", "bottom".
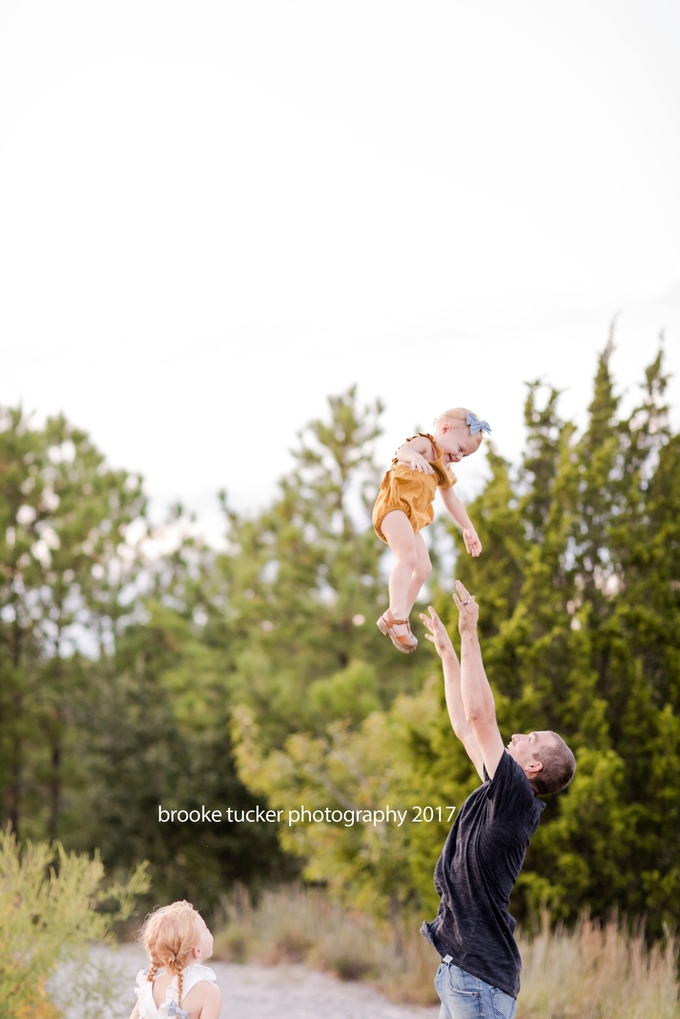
{"left": 0, "top": 411, "right": 290, "bottom": 913}
{"left": 6, "top": 348, "right": 680, "bottom": 928}
{"left": 0, "top": 409, "right": 145, "bottom": 839}
{"left": 215, "top": 386, "right": 428, "bottom": 749}
{"left": 231, "top": 345, "right": 680, "bottom": 936}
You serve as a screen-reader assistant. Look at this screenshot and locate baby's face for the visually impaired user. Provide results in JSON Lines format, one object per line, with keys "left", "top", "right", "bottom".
{"left": 193, "top": 913, "right": 214, "bottom": 961}
{"left": 437, "top": 421, "right": 480, "bottom": 462}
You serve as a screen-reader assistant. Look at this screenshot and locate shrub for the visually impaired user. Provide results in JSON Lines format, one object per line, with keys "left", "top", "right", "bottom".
{"left": 0, "top": 826, "right": 149, "bottom": 1019}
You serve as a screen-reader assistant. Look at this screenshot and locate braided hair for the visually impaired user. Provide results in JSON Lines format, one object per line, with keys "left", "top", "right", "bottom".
{"left": 139, "top": 900, "right": 201, "bottom": 1007}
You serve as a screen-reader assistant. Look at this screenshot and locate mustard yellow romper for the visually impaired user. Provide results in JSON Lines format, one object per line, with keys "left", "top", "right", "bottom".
{"left": 372, "top": 432, "right": 457, "bottom": 543}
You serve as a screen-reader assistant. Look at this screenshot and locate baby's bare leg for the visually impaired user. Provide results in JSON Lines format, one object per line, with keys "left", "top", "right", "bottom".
{"left": 381, "top": 510, "right": 419, "bottom": 624}
{"left": 404, "top": 531, "right": 432, "bottom": 615}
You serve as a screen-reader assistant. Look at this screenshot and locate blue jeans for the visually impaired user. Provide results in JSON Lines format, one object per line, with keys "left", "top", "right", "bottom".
{"left": 434, "top": 961, "right": 516, "bottom": 1019}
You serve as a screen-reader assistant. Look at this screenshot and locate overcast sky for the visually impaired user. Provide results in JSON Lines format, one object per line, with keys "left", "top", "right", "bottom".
{"left": 1, "top": 1, "right": 679, "bottom": 544}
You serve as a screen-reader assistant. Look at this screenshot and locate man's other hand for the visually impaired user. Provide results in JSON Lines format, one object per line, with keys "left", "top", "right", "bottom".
{"left": 420, "top": 606, "right": 455, "bottom": 659}
{"left": 453, "top": 580, "right": 479, "bottom": 634}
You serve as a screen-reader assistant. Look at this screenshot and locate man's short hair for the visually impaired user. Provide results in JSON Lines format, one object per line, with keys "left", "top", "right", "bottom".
{"left": 531, "top": 732, "right": 576, "bottom": 795}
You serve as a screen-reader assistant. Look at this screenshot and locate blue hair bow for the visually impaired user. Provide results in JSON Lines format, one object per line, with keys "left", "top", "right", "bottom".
{"left": 167, "top": 1002, "right": 190, "bottom": 1019}
{"left": 466, "top": 412, "right": 491, "bottom": 435}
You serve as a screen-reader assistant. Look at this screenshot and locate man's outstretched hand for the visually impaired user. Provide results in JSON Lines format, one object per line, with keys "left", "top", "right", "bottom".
{"left": 419, "top": 606, "right": 455, "bottom": 660}
{"left": 421, "top": 582, "right": 479, "bottom": 653}
{"left": 452, "top": 580, "right": 479, "bottom": 635}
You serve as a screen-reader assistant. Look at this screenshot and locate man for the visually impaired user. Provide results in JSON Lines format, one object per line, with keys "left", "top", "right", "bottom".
{"left": 420, "top": 581, "right": 575, "bottom": 1019}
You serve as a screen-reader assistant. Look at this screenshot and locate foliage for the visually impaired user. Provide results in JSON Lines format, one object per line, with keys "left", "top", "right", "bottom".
{"left": 442, "top": 341, "right": 680, "bottom": 933}
{"left": 214, "top": 883, "right": 438, "bottom": 1004}
{"left": 4, "top": 350, "right": 680, "bottom": 935}
{"left": 0, "top": 826, "right": 149, "bottom": 1018}
{"left": 0, "top": 389, "right": 407, "bottom": 913}
{"left": 0, "top": 410, "right": 146, "bottom": 841}
{"left": 518, "top": 911, "right": 679, "bottom": 1019}
{"left": 232, "top": 679, "right": 476, "bottom": 921}
{"left": 230, "top": 344, "right": 680, "bottom": 937}
{"left": 213, "top": 883, "right": 680, "bottom": 1016}
{"left": 72, "top": 596, "right": 295, "bottom": 913}
{"left": 0, "top": 410, "right": 289, "bottom": 915}
{"left": 214, "top": 386, "right": 427, "bottom": 750}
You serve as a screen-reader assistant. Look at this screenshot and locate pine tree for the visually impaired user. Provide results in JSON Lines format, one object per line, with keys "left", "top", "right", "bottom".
{"left": 216, "top": 386, "right": 428, "bottom": 749}
{"left": 0, "top": 409, "right": 145, "bottom": 839}
{"left": 230, "top": 345, "right": 680, "bottom": 935}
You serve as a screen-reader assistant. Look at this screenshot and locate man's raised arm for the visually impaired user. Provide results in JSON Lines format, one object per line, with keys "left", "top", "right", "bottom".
{"left": 454, "top": 580, "right": 505, "bottom": 779}
{"left": 420, "top": 606, "right": 485, "bottom": 782}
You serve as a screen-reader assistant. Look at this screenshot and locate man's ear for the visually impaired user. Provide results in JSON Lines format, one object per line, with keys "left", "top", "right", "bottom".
{"left": 525, "top": 758, "right": 543, "bottom": 776}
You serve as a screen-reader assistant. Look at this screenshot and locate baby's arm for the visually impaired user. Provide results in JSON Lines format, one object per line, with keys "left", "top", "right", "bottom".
{"left": 395, "top": 435, "right": 436, "bottom": 474}
{"left": 128, "top": 1005, "right": 140, "bottom": 1019}
{"left": 439, "top": 487, "right": 482, "bottom": 557}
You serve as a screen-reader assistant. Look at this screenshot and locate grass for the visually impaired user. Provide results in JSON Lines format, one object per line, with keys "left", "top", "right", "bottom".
{"left": 517, "top": 912, "right": 679, "bottom": 1019}
{"left": 213, "top": 883, "right": 436, "bottom": 1003}
{"left": 213, "top": 884, "right": 680, "bottom": 1016}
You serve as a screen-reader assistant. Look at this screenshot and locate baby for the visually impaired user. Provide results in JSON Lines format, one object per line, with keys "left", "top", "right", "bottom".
{"left": 373, "top": 407, "right": 489, "bottom": 653}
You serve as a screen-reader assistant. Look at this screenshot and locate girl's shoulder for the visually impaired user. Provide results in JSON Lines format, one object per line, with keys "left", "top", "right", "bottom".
{"left": 416, "top": 433, "right": 439, "bottom": 460}
{"left": 182, "top": 966, "right": 222, "bottom": 1017}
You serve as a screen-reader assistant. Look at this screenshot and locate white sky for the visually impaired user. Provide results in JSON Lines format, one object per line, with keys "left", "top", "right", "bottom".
{"left": 1, "top": 0, "right": 679, "bottom": 544}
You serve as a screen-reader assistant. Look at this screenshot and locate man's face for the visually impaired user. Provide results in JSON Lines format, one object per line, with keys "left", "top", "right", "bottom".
{"left": 507, "top": 731, "right": 557, "bottom": 777}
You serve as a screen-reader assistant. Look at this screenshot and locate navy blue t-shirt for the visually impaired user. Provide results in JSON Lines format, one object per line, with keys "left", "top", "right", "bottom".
{"left": 421, "top": 750, "right": 544, "bottom": 998}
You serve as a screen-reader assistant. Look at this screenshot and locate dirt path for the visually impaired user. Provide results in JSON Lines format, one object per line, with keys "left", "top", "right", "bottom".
{"left": 111, "top": 945, "right": 439, "bottom": 1019}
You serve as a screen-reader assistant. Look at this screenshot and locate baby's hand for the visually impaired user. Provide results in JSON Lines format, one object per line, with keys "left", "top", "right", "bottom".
{"left": 410, "top": 452, "right": 435, "bottom": 474}
{"left": 463, "top": 528, "right": 482, "bottom": 557}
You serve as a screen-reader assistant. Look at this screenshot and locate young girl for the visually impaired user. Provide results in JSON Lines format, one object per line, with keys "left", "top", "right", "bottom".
{"left": 130, "top": 900, "right": 222, "bottom": 1019}
{"left": 373, "top": 407, "right": 490, "bottom": 653}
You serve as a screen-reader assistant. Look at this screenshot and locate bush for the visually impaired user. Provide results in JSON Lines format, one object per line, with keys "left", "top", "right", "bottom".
{"left": 0, "top": 826, "right": 149, "bottom": 1019}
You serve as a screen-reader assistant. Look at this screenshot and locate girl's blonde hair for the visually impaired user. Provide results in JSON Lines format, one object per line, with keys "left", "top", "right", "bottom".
{"left": 433, "top": 407, "right": 484, "bottom": 447}
{"left": 139, "top": 900, "right": 201, "bottom": 1006}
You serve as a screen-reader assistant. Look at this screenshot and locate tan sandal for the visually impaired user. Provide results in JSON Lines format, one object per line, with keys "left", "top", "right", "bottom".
{"left": 377, "top": 610, "right": 418, "bottom": 653}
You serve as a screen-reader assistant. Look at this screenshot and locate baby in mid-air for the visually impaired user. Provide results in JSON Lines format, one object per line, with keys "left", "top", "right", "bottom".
{"left": 129, "top": 900, "right": 222, "bottom": 1019}
{"left": 373, "top": 407, "right": 490, "bottom": 653}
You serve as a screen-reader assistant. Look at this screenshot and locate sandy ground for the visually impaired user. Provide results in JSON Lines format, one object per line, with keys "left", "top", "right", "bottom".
{"left": 106, "top": 945, "right": 439, "bottom": 1019}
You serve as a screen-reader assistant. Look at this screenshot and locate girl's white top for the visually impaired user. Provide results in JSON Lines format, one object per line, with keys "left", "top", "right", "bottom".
{"left": 134, "top": 963, "right": 218, "bottom": 1019}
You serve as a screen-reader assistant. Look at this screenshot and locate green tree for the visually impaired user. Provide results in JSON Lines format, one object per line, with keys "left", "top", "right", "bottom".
{"left": 231, "top": 345, "right": 680, "bottom": 938}
{"left": 0, "top": 409, "right": 145, "bottom": 840}
{"left": 78, "top": 595, "right": 295, "bottom": 913}
{"left": 231, "top": 679, "right": 469, "bottom": 923}
{"left": 215, "top": 386, "right": 428, "bottom": 749}
{"left": 0, "top": 412, "right": 291, "bottom": 914}
{"left": 442, "top": 341, "right": 680, "bottom": 932}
